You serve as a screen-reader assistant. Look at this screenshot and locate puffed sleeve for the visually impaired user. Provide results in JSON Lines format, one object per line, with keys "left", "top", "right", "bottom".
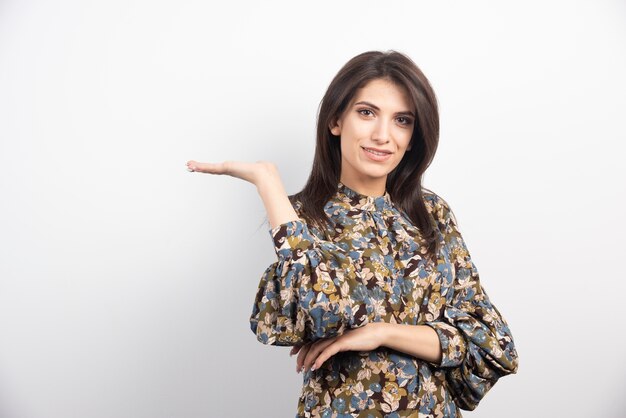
{"left": 423, "top": 195, "right": 519, "bottom": 411}
{"left": 249, "top": 203, "right": 373, "bottom": 346}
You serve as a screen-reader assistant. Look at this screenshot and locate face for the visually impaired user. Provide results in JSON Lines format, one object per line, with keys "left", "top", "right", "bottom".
{"left": 330, "top": 78, "right": 415, "bottom": 195}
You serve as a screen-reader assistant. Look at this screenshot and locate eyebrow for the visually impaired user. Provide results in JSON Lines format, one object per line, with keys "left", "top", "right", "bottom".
{"left": 354, "top": 101, "right": 415, "bottom": 118}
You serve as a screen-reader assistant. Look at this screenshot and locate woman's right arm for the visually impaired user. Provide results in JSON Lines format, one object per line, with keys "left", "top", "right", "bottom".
{"left": 254, "top": 162, "right": 300, "bottom": 229}
{"left": 186, "top": 160, "right": 373, "bottom": 346}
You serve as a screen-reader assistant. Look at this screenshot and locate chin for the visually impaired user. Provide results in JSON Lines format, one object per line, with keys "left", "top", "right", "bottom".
{"left": 360, "top": 169, "right": 391, "bottom": 180}
{"left": 358, "top": 162, "right": 394, "bottom": 176}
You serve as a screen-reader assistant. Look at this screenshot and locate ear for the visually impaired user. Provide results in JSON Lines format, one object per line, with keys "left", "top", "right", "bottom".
{"left": 329, "top": 118, "right": 342, "bottom": 136}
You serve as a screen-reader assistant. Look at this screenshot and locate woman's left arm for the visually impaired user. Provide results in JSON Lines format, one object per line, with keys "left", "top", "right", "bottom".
{"left": 292, "top": 321, "right": 440, "bottom": 372}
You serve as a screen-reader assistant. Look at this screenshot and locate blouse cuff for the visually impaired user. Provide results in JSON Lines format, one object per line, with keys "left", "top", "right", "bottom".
{"left": 269, "top": 219, "right": 316, "bottom": 260}
{"left": 424, "top": 320, "right": 467, "bottom": 368}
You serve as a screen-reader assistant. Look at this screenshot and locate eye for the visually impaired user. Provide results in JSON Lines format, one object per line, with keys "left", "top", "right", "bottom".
{"left": 357, "top": 108, "right": 374, "bottom": 117}
{"left": 396, "top": 116, "right": 414, "bottom": 126}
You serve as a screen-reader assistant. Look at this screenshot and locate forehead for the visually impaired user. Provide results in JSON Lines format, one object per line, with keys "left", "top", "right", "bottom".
{"left": 351, "top": 78, "right": 413, "bottom": 111}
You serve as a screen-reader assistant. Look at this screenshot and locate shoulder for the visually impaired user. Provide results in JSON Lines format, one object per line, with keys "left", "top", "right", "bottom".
{"left": 286, "top": 194, "right": 301, "bottom": 208}
{"left": 421, "top": 188, "right": 458, "bottom": 230}
{"left": 421, "top": 187, "right": 451, "bottom": 216}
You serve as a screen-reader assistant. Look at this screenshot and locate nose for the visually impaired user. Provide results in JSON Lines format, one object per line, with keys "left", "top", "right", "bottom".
{"left": 372, "top": 119, "right": 391, "bottom": 143}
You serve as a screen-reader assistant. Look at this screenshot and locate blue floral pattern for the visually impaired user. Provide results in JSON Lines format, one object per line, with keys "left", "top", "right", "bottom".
{"left": 250, "top": 182, "right": 518, "bottom": 417}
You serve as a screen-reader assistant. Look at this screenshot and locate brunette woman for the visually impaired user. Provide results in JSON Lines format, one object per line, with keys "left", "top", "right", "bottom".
{"left": 187, "top": 50, "right": 519, "bottom": 417}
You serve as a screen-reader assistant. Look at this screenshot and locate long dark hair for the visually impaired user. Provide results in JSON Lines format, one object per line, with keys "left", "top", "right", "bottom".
{"left": 291, "top": 50, "right": 441, "bottom": 259}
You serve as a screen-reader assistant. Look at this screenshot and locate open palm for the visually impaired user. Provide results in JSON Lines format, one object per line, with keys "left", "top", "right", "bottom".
{"left": 186, "top": 159, "right": 277, "bottom": 186}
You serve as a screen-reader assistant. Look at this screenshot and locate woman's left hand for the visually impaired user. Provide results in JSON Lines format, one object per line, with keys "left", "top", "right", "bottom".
{"left": 290, "top": 322, "right": 385, "bottom": 373}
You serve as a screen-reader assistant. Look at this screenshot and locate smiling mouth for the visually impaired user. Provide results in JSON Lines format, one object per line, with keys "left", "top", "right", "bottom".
{"left": 362, "top": 147, "right": 392, "bottom": 156}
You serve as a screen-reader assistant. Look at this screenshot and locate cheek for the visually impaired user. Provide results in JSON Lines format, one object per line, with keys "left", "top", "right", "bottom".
{"left": 343, "top": 118, "right": 370, "bottom": 139}
{"left": 339, "top": 126, "right": 363, "bottom": 151}
{"left": 339, "top": 139, "right": 355, "bottom": 161}
{"left": 394, "top": 128, "right": 413, "bottom": 148}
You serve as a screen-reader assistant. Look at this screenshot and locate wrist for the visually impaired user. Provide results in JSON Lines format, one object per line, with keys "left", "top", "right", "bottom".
{"left": 372, "top": 322, "right": 391, "bottom": 347}
{"left": 254, "top": 161, "right": 281, "bottom": 189}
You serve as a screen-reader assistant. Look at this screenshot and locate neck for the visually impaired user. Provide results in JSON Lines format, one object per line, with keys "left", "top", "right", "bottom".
{"left": 339, "top": 176, "right": 386, "bottom": 197}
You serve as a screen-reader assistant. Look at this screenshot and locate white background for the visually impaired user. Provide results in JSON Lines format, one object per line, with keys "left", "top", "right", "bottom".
{"left": 1, "top": 1, "right": 625, "bottom": 417}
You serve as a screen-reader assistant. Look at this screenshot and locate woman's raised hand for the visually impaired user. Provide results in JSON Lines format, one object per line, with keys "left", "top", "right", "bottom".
{"left": 185, "top": 159, "right": 300, "bottom": 229}
{"left": 186, "top": 160, "right": 278, "bottom": 187}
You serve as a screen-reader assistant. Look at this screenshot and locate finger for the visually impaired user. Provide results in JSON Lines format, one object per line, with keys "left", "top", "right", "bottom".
{"left": 303, "top": 338, "right": 337, "bottom": 372}
{"left": 290, "top": 345, "right": 302, "bottom": 357}
{"left": 296, "top": 343, "right": 312, "bottom": 373}
{"left": 310, "top": 340, "right": 343, "bottom": 371}
{"left": 186, "top": 160, "right": 199, "bottom": 172}
{"left": 186, "top": 160, "right": 229, "bottom": 175}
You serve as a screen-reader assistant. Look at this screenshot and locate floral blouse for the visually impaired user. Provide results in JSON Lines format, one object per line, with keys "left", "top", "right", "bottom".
{"left": 249, "top": 182, "right": 519, "bottom": 417}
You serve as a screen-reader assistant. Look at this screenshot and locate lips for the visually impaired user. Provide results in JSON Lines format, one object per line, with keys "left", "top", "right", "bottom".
{"left": 362, "top": 147, "right": 392, "bottom": 156}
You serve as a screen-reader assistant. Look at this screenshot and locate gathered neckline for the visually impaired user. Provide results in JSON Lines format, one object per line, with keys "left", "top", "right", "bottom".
{"left": 335, "top": 182, "right": 394, "bottom": 213}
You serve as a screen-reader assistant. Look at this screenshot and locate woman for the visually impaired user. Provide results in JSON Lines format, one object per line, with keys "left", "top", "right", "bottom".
{"left": 186, "top": 50, "right": 519, "bottom": 417}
